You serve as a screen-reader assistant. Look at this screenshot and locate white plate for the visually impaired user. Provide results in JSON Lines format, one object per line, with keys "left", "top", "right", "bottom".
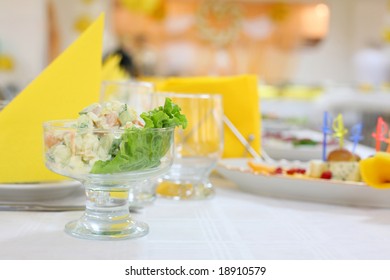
{"left": 263, "top": 142, "right": 376, "bottom": 161}
{"left": 263, "top": 145, "right": 329, "bottom": 161}
{"left": 216, "top": 158, "right": 390, "bottom": 208}
{"left": 262, "top": 128, "right": 336, "bottom": 161}
{"left": 262, "top": 128, "right": 376, "bottom": 161}
{"left": 0, "top": 181, "right": 81, "bottom": 202}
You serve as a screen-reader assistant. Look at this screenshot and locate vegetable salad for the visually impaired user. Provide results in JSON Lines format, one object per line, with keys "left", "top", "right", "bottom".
{"left": 45, "top": 98, "right": 187, "bottom": 175}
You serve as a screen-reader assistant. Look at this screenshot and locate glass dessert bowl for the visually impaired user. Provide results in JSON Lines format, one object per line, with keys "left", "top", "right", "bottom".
{"left": 43, "top": 100, "right": 181, "bottom": 240}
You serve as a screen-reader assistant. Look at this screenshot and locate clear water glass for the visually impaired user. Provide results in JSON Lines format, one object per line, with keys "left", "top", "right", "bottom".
{"left": 100, "top": 80, "right": 157, "bottom": 206}
{"left": 153, "top": 93, "right": 224, "bottom": 200}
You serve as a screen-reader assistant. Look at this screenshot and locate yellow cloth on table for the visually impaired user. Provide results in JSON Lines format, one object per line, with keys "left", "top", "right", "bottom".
{"left": 156, "top": 75, "right": 261, "bottom": 158}
{"left": 0, "top": 14, "right": 104, "bottom": 183}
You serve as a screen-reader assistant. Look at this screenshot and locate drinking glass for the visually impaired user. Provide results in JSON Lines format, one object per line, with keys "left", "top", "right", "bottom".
{"left": 43, "top": 120, "right": 174, "bottom": 240}
{"left": 100, "top": 80, "right": 156, "bottom": 206}
{"left": 100, "top": 80, "right": 154, "bottom": 114}
{"left": 153, "top": 93, "right": 224, "bottom": 200}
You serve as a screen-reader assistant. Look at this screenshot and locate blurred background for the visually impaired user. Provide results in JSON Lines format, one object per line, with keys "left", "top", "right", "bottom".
{"left": 1, "top": 0, "right": 390, "bottom": 148}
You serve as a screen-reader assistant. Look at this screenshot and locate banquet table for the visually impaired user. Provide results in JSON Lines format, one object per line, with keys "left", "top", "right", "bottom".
{"left": 2, "top": 175, "right": 390, "bottom": 260}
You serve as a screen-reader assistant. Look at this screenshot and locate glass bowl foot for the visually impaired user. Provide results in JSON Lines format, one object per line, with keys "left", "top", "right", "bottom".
{"left": 65, "top": 219, "right": 149, "bottom": 240}
{"left": 156, "top": 180, "right": 215, "bottom": 200}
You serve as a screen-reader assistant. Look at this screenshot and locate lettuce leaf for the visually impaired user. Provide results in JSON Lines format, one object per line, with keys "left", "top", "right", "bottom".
{"left": 90, "top": 98, "right": 187, "bottom": 174}
{"left": 140, "top": 98, "right": 188, "bottom": 129}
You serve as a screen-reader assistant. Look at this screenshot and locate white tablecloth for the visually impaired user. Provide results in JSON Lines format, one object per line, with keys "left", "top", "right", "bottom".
{"left": 1, "top": 176, "right": 390, "bottom": 260}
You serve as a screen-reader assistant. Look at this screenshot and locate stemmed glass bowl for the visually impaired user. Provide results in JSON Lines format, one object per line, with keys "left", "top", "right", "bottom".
{"left": 43, "top": 120, "right": 174, "bottom": 240}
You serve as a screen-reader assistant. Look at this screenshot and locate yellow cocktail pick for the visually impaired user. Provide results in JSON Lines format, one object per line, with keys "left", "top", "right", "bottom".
{"left": 332, "top": 114, "right": 348, "bottom": 148}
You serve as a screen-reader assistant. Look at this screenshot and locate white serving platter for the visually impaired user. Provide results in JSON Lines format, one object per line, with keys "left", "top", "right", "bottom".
{"left": 216, "top": 158, "right": 390, "bottom": 208}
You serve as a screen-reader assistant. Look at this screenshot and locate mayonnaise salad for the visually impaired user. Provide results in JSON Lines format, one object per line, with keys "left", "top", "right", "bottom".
{"left": 44, "top": 99, "right": 187, "bottom": 175}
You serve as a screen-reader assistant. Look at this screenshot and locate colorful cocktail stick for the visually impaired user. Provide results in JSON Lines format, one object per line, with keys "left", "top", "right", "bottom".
{"left": 372, "top": 117, "right": 388, "bottom": 152}
{"left": 322, "top": 111, "right": 332, "bottom": 161}
{"left": 332, "top": 114, "right": 348, "bottom": 149}
{"left": 349, "top": 123, "right": 363, "bottom": 154}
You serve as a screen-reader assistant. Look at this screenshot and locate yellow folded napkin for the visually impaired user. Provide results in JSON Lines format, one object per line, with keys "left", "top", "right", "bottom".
{"left": 156, "top": 75, "right": 261, "bottom": 158}
{"left": 0, "top": 14, "right": 104, "bottom": 183}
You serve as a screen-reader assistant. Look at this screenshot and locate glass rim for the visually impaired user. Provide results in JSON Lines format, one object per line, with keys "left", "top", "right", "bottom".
{"left": 101, "top": 79, "right": 154, "bottom": 89}
{"left": 155, "top": 91, "right": 222, "bottom": 100}
{"left": 43, "top": 119, "right": 175, "bottom": 133}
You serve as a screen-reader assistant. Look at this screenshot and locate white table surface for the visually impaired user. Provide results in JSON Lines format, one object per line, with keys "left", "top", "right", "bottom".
{"left": 1, "top": 175, "right": 390, "bottom": 260}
